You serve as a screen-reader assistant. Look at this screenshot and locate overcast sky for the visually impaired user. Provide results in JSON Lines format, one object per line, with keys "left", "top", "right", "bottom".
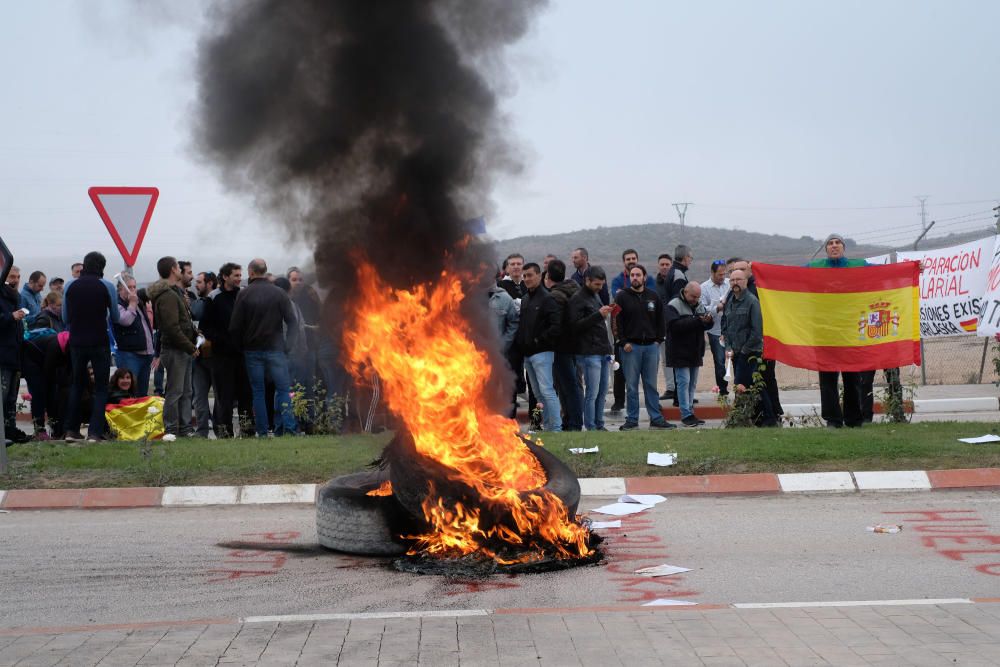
{"left": 2, "top": 0, "right": 998, "bottom": 279}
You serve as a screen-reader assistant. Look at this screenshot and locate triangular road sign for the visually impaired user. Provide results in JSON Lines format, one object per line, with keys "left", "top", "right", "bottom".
{"left": 88, "top": 186, "right": 159, "bottom": 267}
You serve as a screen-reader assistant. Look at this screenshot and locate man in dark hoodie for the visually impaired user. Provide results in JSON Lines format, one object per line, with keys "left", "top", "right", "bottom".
{"left": 201, "top": 262, "right": 251, "bottom": 437}
{"left": 63, "top": 251, "right": 119, "bottom": 442}
{"left": 568, "top": 265, "right": 613, "bottom": 431}
{"left": 544, "top": 259, "right": 582, "bottom": 431}
{"left": 229, "top": 258, "right": 298, "bottom": 437}
{"left": 149, "top": 256, "right": 198, "bottom": 438}
{"left": 0, "top": 277, "right": 28, "bottom": 444}
{"left": 514, "top": 262, "right": 562, "bottom": 432}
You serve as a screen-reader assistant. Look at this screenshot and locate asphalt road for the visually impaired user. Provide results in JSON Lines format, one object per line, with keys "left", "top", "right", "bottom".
{"left": 2, "top": 491, "right": 999, "bottom": 629}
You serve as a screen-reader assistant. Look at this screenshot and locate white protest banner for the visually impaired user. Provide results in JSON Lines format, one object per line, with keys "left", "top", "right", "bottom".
{"left": 898, "top": 236, "right": 994, "bottom": 338}
{"left": 865, "top": 253, "right": 892, "bottom": 266}
{"left": 975, "top": 236, "right": 1000, "bottom": 337}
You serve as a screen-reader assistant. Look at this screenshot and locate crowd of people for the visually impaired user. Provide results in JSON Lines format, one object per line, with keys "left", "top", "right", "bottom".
{"left": 0, "top": 251, "right": 341, "bottom": 444}
{"left": 496, "top": 234, "right": 877, "bottom": 432}
{"left": 0, "top": 233, "right": 877, "bottom": 444}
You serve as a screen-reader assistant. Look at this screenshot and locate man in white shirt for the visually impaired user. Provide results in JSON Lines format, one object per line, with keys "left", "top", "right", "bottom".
{"left": 700, "top": 260, "right": 730, "bottom": 396}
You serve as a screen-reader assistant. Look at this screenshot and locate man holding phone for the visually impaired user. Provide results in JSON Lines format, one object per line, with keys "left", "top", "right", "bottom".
{"left": 568, "top": 265, "right": 613, "bottom": 431}
{"left": 615, "top": 264, "right": 675, "bottom": 431}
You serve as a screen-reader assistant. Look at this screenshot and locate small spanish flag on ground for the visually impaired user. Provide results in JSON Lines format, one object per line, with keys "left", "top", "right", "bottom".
{"left": 105, "top": 396, "right": 166, "bottom": 441}
{"left": 754, "top": 262, "right": 921, "bottom": 372}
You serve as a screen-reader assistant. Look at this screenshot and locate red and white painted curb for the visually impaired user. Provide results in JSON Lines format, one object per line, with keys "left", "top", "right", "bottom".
{"left": 2, "top": 468, "right": 1000, "bottom": 510}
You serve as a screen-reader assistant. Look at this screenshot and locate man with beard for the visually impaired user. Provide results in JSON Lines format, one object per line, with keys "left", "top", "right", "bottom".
{"left": 728, "top": 256, "right": 784, "bottom": 417}
{"left": 722, "top": 268, "right": 777, "bottom": 426}
{"left": 201, "top": 262, "right": 251, "bottom": 437}
{"left": 615, "top": 264, "right": 675, "bottom": 431}
{"left": 514, "top": 263, "right": 562, "bottom": 432}
{"left": 665, "top": 281, "right": 713, "bottom": 427}
{"left": 609, "top": 249, "right": 655, "bottom": 415}
{"left": 19, "top": 271, "right": 46, "bottom": 323}
{"left": 544, "top": 259, "right": 582, "bottom": 431}
{"left": 654, "top": 253, "right": 677, "bottom": 401}
{"left": 568, "top": 265, "right": 613, "bottom": 431}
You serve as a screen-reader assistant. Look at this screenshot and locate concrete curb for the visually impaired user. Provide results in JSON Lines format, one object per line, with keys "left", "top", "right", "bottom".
{"left": 2, "top": 468, "right": 999, "bottom": 510}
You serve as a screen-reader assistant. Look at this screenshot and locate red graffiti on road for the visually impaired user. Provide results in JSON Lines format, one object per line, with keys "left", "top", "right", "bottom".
{"left": 600, "top": 515, "right": 701, "bottom": 603}
{"left": 207, "top": 531, "right": 301, "bottom": 583}
{"left": 884, "top": 509, "right": 1000, "bottom": 576}
{"left": 445, "top": 576, "right": 521, "bottom": 596}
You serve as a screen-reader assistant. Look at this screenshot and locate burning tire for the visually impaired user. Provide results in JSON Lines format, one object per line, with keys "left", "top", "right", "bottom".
{"left": 386, "top": 434, "right": 582, "bottom": 524}
{"left": 315, "top": 470, "right": 411, "bottom": 556}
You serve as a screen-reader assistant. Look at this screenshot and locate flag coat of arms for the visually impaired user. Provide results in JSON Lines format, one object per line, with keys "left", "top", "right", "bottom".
{"left": 753, "top": 262, "right": 921, "bottom": 372}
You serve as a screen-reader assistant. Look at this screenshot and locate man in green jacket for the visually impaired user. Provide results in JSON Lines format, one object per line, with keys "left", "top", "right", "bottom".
{"left": 149, "top": 256, "right": 199, "bottom": 437}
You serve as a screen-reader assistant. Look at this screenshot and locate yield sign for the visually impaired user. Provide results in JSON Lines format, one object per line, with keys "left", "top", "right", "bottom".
{"left": 88, "top": 186, "right": 159, "bottom": 267}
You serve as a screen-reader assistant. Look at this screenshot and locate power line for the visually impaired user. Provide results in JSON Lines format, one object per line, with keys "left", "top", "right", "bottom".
{"left": 695, "top": 198, "right": 999, "bottom": 212}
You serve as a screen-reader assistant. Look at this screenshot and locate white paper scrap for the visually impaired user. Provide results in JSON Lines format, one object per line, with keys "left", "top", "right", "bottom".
{"left": 590, "top": 502, "right": 653, "bottom": 516}
{"left": 589, "top": 520, "right": 622, "bottom": 530}
{"left": 634, "top": 564, "right": 692, "bottom": 577}
{"left": 568, "top": 446, "right": 600, "bottom": 454}
{"left": 642, "top": 599, "right": 697, "bottom": 607}
{"left": 958, "top": 434, "right": 1000, "bottom": 444}
{"left": 618, "top": 494, "right": 667, "bottom": 506}
{"left": 647, "top": 452, "right": 677, "bottom": 467}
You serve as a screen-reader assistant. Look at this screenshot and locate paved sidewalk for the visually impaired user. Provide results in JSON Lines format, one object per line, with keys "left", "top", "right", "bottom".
{"left": 3, "top": 603, "right": 999, "bottom": 666}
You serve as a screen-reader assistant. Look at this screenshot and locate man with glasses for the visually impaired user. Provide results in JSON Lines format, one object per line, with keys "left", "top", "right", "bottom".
{"left": 701, "top": 260, "right": 730, "bottom": 396}
{"left": 722, "top": 268, "right": 778, "bottom": 426}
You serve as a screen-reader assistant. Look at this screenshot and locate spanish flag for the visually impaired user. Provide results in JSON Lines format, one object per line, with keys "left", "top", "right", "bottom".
{"left": 105, "top": 396, "right": 166, "bottom": 441}
{"left": 754, "top": 262, "right": 921, "bottom": 372}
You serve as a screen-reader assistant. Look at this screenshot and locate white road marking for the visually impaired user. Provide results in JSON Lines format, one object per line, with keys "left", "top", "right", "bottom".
{"left": 734, "top": 598, "right": 972, "bottom": 609}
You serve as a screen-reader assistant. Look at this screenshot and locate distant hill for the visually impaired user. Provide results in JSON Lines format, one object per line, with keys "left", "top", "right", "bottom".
{"left": 494, "top": 223, "right": 891, "bottom": 284}
{"left": 494, "top": 222, "right": 1000, "bottom": 284}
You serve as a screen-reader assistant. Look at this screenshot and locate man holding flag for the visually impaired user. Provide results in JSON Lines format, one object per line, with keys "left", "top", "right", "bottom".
{"left": 753, "top": 233, "right": 921, "bottom": 429}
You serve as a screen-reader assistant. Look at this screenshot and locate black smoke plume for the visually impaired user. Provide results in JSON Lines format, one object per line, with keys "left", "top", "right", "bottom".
{"left": 194, "top": 0, "right": 545, "bottom": 292}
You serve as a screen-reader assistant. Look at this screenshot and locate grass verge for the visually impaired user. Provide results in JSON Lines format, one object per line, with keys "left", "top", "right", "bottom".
{"left": 1, "top": 422, "right": 999, "bottom": 489}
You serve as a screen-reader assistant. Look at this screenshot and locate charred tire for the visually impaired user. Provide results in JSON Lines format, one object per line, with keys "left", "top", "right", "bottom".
{"left": 315, "top": 470, "right": 410, "bottom": 556}
{"left": 386, "top": 435, "right": 581, "bottom": 520}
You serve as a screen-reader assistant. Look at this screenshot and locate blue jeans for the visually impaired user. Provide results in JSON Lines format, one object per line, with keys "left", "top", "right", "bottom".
{"left": 552, "top": 352, "right": 583, "bottom": 431}
{"left": 115, "top": 351, "right": 152, "bottom": 398}
{"left": 577, "top": 354, "right": 609, "bottom": 430}
{"left": 675, "top": 366, "right": 700, "bottom": 419}
{"left": 707, "top": 333, "right": 728, "bottom": 394}
{"left": 245, "top": 350, "right": 297, "bottom": 436}
{"left": 67, "top": 344, "right": 111, "bottom": 438}
{"left": 524, "top": 351, "right": 561, "bottom": 432}
{"left": 621, "top": 343, "right": 662, "bottom": 424}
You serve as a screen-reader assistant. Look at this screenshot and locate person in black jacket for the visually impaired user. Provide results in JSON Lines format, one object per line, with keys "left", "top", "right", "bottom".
{"left": 568, "top": 265, "right": 613, "bottom": 431}
{"left": 514, "top": 263, "right": 562, "bottom": 432}
{"left": 615, "top": 265, "right": 674, "bottom": 431}
{"left": 229, "top": 258, "right": 298, "bottom": 437}
{"left": 201, "top": 262, "right": 252, "bottom": 437}
{"left": 112, "top": 276, "right": 154, "bottom": 398}
{"left": 665, "top": 282, "right": 713, "bottom": 427}
{"left": 545, "top": 260, "right": 583, "bottom": 431}
{"left": 0, "top": 282, "right": 29, "bottom": 444}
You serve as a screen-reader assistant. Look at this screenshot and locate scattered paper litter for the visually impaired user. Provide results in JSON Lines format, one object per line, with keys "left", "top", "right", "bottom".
{"left": 642, "top": 599, "right": 697, "bottom": 607}
{"left": 619, "top": 494, "right": 667, "bottom": 506}
{"left": 634, "top": 564, "right": 692, "bottom": 577}
{"left": 590, "top": 502, "right": 653, "bottom": 516}
{"left": 957, "top": 434, "right": 1000, "bottom": 444}
{"left": 568, "top": 446, "right": 600, "bottom": 454}
{"left": 589, "top": 520, "right": 622, "bottom": 530}
{"left": 647, "top": 452, "right": 677, "bottom": 467}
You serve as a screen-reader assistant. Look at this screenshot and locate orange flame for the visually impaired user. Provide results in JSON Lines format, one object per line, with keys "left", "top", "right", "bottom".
{"left": 344, "top": 261, "right": 590, "bottom": 563}
{"left": 366, "top": 481, "right": 393, "bottom": 497}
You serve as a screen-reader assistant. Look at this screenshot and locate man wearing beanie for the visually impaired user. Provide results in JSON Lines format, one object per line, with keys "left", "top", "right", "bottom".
{"left": 807, "top": 234, "right": 868, "bottom": 427}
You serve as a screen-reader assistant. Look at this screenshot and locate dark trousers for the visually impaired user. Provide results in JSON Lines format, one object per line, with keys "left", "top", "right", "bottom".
{"left": 819, "top": 370, "right": 863, "bottom": 427}
{"left": 66, "top": 344, "right": 110, "bottom": 438}
{"left": 210, "top": 353, "right": 252, "bottom": 437}
{"left": 707, "top": 333, "right": 728, "bottom": 394}
{"left": 734, "top": 354, "right": 777, "bottom": 426}
{"left": 763, "top": 359, "right": 782, "bottom": 415}
{"left": 552, "top": 351, "right": 583, "bottom": 431}
{"left": 860, "top": 369, "right": 876, "bottom": 423}
{"left": 22, "top": 356, "right": 47, "bottom": 430}
{"left": 1, "top": 367, "right": 19, "bottom": 433}
{"left": 612, "top": 346, "right": 625, "bottom": 409}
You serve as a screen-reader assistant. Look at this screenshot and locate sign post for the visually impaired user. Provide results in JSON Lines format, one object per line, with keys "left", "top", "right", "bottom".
{"left": 88, "top": 187, "right": 159, "bottom": 267}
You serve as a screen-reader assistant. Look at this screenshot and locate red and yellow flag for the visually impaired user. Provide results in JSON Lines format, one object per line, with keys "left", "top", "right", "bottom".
{"left": 754, "top": 262, "right": 921, "bottom": 372}
{"left": 105, "top": 396, "right": 165, "bottom": 441}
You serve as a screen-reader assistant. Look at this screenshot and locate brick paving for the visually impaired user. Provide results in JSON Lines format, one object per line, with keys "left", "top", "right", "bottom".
{"left": 2, "top": 603, "right": 1000, "bottom": 666}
